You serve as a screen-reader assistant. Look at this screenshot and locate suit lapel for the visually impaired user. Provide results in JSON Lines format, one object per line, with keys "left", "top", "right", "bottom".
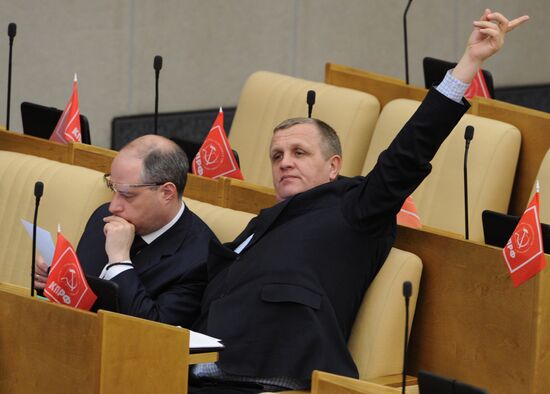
{"left": 239, "top": 198, "right": 291, "bottom": 252}
{"left": 131, "top": 208, "right": 190, "bottom": 273}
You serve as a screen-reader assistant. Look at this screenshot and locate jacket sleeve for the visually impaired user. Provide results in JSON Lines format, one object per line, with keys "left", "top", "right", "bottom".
{"left": 342, "top": 88, "right": 470, "bottom": 235}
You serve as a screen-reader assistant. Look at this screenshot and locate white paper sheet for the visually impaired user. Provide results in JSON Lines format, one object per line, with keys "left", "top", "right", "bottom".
{"left": 20, "top": 219, "right": 55, "bottom": 267}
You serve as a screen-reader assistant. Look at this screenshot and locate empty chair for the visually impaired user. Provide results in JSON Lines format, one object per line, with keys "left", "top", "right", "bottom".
{"left": 229, "top": 71, "right": 380, "bottom": 188}
{"left": 363, "top": 98, "right": 521, "bottom": 241}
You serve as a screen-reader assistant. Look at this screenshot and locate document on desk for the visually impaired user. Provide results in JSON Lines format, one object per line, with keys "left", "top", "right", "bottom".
{"left": 20, "top": 219, "right": 55, "bottom": 266}
{"left": 186, "top": 329, "right": 225, "bottom": 352}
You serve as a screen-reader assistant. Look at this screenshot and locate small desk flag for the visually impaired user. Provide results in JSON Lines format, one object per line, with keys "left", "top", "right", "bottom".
{"left": 192, "top": 108, "right": 243, "bottom": 180}
{"left": 50, "top": 74, "right": 82, "bottom": 144}
{"left": 397, "top": 196, "right": 422, "bottom": 229}
{"left": 44, "top": 231, "right": 96, "bottom": 310}
{"left": 503, "top": 185, "right": 546, "bottom": 287}
{"left": 465, "top": 69, "right": 491, "bottom": 99}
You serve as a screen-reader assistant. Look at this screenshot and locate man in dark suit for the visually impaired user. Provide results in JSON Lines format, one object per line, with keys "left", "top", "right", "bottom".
{"left": 189, "top": 10, "right": 529, "bottom": 393}
{"left": 34, "top": 135, "right": 217, "bottom": 327}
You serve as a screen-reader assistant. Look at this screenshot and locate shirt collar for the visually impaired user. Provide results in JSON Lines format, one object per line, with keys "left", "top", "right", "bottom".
{"left": 141, "top": 201, "right": 185, "bottom": 244}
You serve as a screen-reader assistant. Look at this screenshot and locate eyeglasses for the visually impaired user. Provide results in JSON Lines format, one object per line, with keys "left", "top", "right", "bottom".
{"left": 103, "top": 173, "right": 165, "bottom": 194}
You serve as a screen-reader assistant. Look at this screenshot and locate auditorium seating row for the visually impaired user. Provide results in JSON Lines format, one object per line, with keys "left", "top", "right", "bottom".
{"left": 3, "top": 128, "right": 550, "bottom": 393}
{"left": 0, "top": 129, "right": 422, "bottom": 392}
{"left": 227, "top": 70, "right": 523, "bottom": 242}
{"left": 3, "top": 62, "right": 550, "bottom": 392}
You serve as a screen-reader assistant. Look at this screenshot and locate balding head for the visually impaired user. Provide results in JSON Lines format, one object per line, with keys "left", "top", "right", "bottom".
{"left": 120, "top": 135, "right": 189, "bottom": 197}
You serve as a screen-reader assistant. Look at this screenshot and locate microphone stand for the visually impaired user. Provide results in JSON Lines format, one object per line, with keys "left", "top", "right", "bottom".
{"left": 403, "top": 0, "right": 413, "bottom": 85}
{"left": 6, "top": 23, "right": 17, "bottom": 130}
{"left": 307, "top": 90, "right": 316, "bottom": 118}
{"left": 153, "top": 55, "right": 163, "bottom": 134}
{"left": 31, "top": 182, "right": 44, "bottom": 297}
{"left": 464, "top": 125, "right": 474, "bottom": 240}
{"left": 402, "top": 281, "right": 412, "bottom": 394}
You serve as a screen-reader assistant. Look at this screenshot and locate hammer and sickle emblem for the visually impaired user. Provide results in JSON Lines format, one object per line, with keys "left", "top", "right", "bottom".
{"left": 61, "top": 268, "right": 78, "bottom": 292}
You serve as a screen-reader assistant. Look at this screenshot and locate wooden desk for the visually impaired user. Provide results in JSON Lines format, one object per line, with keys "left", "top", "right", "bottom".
{"left": 395, "top": 226, "right": 550, "bottom": 394}
{"left": 0, "top": 283, "right": 215, "bottom": 393}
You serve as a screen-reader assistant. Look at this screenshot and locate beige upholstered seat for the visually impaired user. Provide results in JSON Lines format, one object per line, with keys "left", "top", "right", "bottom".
{"left": 0, "top": 151, "right": 112, "bottom": 287}
{"left": 529, "top": 149, "right": 550, "bottom": 224}
{"left": 362, "top": 98, "right": 521, "bottom": 241}
{"left": 229, "top": 71, "right": 380, "bottom": 188}
{"left": 264, "top": 248, "right": 422, "bottom": 393}
{"left": 185, "top": 198, "right": 255, "bottom": 243}
{"left": 348, "top": 248, "right": 422, "bottom": 380}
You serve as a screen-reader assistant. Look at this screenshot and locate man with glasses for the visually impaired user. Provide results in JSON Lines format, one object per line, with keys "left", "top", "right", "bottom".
{"left": 34, "top": 134, "right": 217, "bottom": 327}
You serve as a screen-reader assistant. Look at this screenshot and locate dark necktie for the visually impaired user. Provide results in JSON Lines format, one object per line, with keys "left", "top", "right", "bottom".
{"left": 130, "top": 236, "right": 148, "bottom": 259}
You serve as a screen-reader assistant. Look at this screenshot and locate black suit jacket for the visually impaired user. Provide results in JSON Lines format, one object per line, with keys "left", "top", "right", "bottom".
{"left": 77, "top": 203, "right": 217, "bottom": 327}
{"left": 192, "top": 89, "right": 469, "bottom": 380}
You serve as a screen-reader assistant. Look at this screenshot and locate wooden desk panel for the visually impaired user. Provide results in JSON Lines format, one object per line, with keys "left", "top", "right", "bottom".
{"left": 0, "top": 286, "right": 191, "bottom": 393}
{"left": 395, "top": 226, "right": 550, "bottom": 393}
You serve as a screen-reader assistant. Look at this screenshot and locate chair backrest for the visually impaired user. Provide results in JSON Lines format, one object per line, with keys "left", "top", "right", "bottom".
{"left": 229, "top": 71, "right": 380, "bottom": 188}
{"left": 0, "top": 151, "right": 112, "bottom": 287}
{"left": 21, "top": 101, "right": 92, "bottom": 144}
{"left": 529, "top": 148, "right": 550, "bottom": 224}
{"left": 184, "top": 198, "right": 255, "bottom": 243}
{"left": 347, "top": 247, "right": 422, "bottom": 380}
{"left": 423, "top": 57, "right": 495, "bottom": 98}
{"left": 362, "top": 98, "right": 521, "bottom": 241}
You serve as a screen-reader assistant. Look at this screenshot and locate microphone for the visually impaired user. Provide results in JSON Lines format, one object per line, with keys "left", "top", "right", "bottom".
{"left": 403, "top": 0, "right": 413, "bottom": 85}
{"left": 153, "top": 55, "right": 163, "bottom": 134}
{"left": 464, "top": 125, "right": 474, "bottom": 240}
{"left": 6, "top": 22, "right": 17, "bottom": 130}
{"left": 307, "top": 90, "right": 316, "bottom": 118}
{"left": 31, "top": 181, "right": 44, "bottom": 297}
{"left": 402, "top": 281, "right": 412, "bottom": 394}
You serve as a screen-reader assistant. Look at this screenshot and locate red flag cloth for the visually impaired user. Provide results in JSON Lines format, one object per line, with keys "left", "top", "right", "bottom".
{"left": 44, "top": 232, "right": 97, "bottom": 310}
{"left": 397, "top": 196, "right": 422, "bottom": 229}
{"left": 49, "top": 74, "right": 82, "bottom": 144}
{"left": 464, "top": 69, "right": 491, "bottom": 99}
{"left": 503, "top": 192, "right": 546, "bottom": 287}
{"left": 192, "top": 108, "right": 244, "bottom": 180}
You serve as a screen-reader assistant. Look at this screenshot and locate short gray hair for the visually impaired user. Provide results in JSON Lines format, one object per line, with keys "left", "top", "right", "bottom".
{"left": 273, "top": 117, "right": 342, "bottom": 158}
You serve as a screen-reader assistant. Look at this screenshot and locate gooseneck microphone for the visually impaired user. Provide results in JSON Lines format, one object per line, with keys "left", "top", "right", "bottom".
{"left": 31, "top": 181, "right": 44, "bottom": 297}
{"left": 464, "top": 125, "right": 474, "bottom": 240}
{"left": 6, "top": 22, "right": 17, "bottom": 130}
{"left": 307, "top": 90, "right": 316, "bottom": 118}
{"left": 403, "top": 1, "right": 413, "bottom": 85}
{"left": 402, "top": 281, "right": 412, "bottom": 394}
{"left": 153, "top": 55, "right": 163, "bottom": 134}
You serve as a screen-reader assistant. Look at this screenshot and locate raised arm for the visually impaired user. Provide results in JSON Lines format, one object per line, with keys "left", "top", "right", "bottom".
{"left": 452, "top": 9, "right": 529, "bottom": 84}
{"left": 347, "top": 9, "right": 529, "bottom": 231}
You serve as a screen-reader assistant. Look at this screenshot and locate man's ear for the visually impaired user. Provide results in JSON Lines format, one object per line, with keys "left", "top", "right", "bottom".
{"left": 160, "top": 182, "right": 178, "bottom": 202}
{"left": 328, "top": 155, "right": 342, "bottom": 181}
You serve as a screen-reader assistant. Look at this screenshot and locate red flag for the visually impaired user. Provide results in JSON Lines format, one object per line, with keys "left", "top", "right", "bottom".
{"left": 503, "top": 191, "right": 546, "bottom": 287}
{"left": 192, "top": 108, "right": 243, "bottom": 180}
{"left": 50, "top": 74, "right": 82, "bottom": 144}
{"left": 465, "top": 69, "right": 490, "bottom": 99}
{"left": 397, "top": 196, "right": 422, "bottom": 229}
{"left": 44, "top": 232, "right": 97, "bottom": 310}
